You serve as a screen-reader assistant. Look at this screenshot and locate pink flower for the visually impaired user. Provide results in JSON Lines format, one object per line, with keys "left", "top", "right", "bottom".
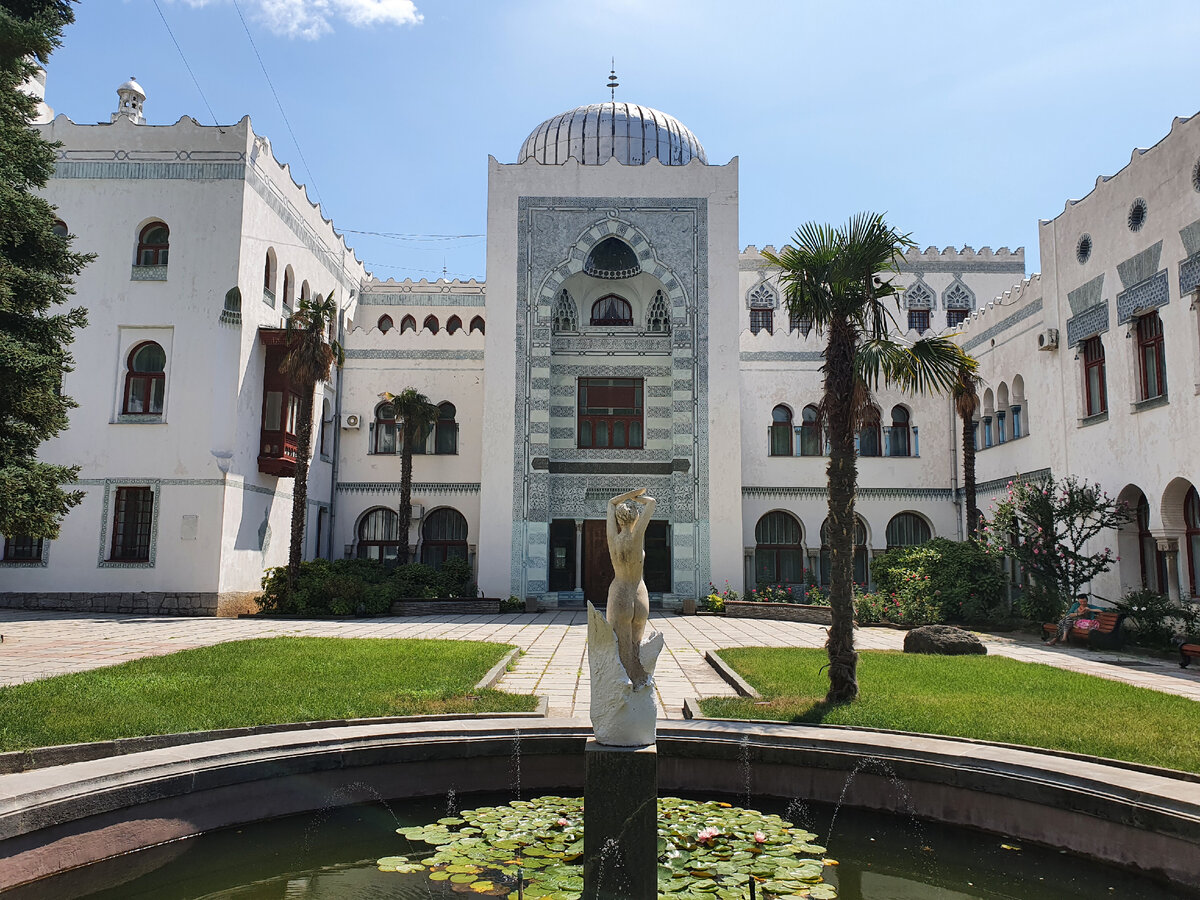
{"left": 753, "top": 831, "right": 767, "bottom": 843}
{"left": 557, "top": 818, "right": 570, "bottom": 828}
{"left": 697, "top": 826, "right": 720, "bottom": 844}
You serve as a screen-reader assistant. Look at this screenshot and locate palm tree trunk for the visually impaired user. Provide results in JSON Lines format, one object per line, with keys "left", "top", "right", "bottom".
{"left": 398, "top": 432, "right": 413, "bottom": 565}
{"left": 824, "top": 317, "right": 859, "bottom": 704}
{"left": 286, "top": 384, "right": 316, "bottom": 596}
{"left": 961, "top": 412, "right": 978, "bottom": 539}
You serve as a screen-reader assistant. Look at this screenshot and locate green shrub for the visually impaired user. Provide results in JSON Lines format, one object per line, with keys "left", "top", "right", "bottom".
{"left": 1017, "top": 582, "right": 1064, "bottom": 624}
{"left": 853, "top": 588, "right": 940, "bottom": 628}
{"left": 500, "top": 595, "right": 524, "bottom": 612}
{"left": 872, "top": 538, "right": 1006, "bottom": 624}
{"left": 258, "top": 555, "right": 474, "bottom": 616}
{"left": 1114, "top": 589, "right": 1184, "bottom": 649}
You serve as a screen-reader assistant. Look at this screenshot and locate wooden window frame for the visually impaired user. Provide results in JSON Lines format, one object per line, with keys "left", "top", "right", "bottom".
{"left": 1083, "top": 336, "right": 1107, "bottom": 415}
{"left": 577, "top": 377, "right": 644, "bottom": 450}
{"left": 1136, "top": 311, "right": 1166, "bottom": 400}
{"left": 110, "top": 486, "right": 154, "bottom": 562}
{"left": 122, "top": 341, "right": 166, "bottom": 415}
{"left": 769, "top": 405, "right": 792, "bottom": 457}
{"left": 135, "top": 222, "right": 169, "bottom": 267}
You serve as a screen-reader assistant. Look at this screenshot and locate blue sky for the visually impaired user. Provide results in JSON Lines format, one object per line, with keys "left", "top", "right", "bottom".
{"left": 42, "top": 0, "right": 1200, "bottom": 282}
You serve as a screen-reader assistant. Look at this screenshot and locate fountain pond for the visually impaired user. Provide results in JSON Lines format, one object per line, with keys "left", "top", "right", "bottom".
{"left": 16, "top": 791, "right": 1194, "bottom": 900}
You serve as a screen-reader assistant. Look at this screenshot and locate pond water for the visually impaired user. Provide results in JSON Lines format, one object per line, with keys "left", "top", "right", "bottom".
{"left": 19, "top": 792, "right": 1196, "bottom": 900}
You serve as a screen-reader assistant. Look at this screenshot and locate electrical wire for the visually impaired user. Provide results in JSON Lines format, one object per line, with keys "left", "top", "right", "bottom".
{"left": 151, "top": 0, "right": 219, "bottom": 126}
{"left": 231, "top": 0, "right": 324, "bottom": 210}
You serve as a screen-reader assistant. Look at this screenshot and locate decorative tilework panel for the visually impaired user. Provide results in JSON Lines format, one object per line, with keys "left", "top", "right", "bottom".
{"left": 1116, "top": 270, "right": 1169, "bottom": 324}
{"left": 962, "top": 298, "right": 1044, "bottom": 352}
{"left": 1180, "top": 252, "right": 1200, "bottom": 297}
{"left": 1117, "top": 242, "right": 1164, "bottom": 289}
{"left": 1065, "top": 302, "right": 1110, "bottom": 347}
{"left": 1067, "top": 276, "right": 1104, "bottom": 316}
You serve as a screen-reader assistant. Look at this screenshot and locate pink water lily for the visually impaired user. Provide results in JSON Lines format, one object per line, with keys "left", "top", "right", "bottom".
{"left": 557, "top": 818, "right": 570, "bottom": 828}
{"left": 697, "top": 826, "right": 720, "bottom": 843}
{"left": 753, "top": 831, "right": 767, "bottom": 844}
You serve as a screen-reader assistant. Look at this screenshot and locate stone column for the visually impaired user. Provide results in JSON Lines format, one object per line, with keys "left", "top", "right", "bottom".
{"left": 1158, "top": 537, "right": 1181, "bottom": 602}
{"left": 583, "top": 740, "right": 657, "bottom": 900}
{"left": 575, "top": 520, "right": 584, "bottom": 592}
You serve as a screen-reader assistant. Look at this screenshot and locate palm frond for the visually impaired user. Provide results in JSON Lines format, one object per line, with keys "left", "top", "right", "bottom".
{"left": 856, "top": 335, "right": 973, "bottom": 395}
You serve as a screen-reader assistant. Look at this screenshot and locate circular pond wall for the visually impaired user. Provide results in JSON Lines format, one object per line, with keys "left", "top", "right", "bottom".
{"left": 0, "top": 717, "right": 1197, "bottom": 892}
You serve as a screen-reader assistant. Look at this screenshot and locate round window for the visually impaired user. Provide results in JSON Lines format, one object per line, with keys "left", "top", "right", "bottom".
{"left": 1076, "top": 233, "right": 1092, "bottom": 264}
{"left": 1127, "top": 198, "right": 1147, "bottom": 232}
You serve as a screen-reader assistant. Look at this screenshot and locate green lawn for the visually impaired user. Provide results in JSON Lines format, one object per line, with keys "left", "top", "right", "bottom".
{"left": 0, "top": 637, "right": 537, "bottom": 752}
{"left": 700, "top": 647, "right": 1200, "bottom": 774}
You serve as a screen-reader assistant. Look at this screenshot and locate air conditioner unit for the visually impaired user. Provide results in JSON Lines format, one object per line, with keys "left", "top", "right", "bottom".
{"left": 341, "top": 413, "right": 361, "bottom": 429}
{"left": 1036, "top": 328, "right": 1059, "bottom": 351}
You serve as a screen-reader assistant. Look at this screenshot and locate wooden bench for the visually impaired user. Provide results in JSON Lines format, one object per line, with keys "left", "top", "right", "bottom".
{"left": 1042, "top": 609, "right": 1127, "bottom": 650}
{"left": 1180, "top": 643, "right": 1200, "bottom": 668}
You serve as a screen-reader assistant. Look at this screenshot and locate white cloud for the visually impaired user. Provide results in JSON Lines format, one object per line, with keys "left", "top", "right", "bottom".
{"left": 179, "top": 0, "right": 422, "bottom": 40}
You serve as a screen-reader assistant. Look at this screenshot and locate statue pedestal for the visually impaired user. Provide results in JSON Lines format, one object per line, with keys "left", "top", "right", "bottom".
{"left": 583, "top": 739, "right": 657, "bottom": 900}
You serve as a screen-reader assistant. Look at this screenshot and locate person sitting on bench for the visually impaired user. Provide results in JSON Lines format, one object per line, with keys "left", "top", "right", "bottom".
{"left": 1047, "top": 594, "right": 1090, "bottom": 646}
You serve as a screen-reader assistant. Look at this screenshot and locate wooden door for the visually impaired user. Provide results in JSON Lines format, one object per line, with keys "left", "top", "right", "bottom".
{"left": 583, "top": 520, "right": 614, "bottom": 609}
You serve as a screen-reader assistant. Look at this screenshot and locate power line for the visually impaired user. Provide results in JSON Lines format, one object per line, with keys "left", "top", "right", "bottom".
{"left": 231, "top": 0, "right": 324, "bottom": 210}
{"left": 340, "top": 228, "right": 485, "bottom": 242}
{"left": 151, "top": 0, "right": 219, "bottom": 126}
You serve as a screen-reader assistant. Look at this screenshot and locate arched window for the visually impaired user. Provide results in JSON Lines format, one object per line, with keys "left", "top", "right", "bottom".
{"left": 1186, "top": 486, "right": 1200, "bottom": 597}
{"left": 421, "top": 508, "right": 469, "bottom": 569}
{"left": 263, "top": 249, "right": 276, "bottom": 296}
{"left": 820, "top": 517, "right": 868, "bottom": 586}
{"left": 1137, "top": 495, "right": 1166, "bottom": 592}
{"left": 435, "top": 402, "right": 458, "bottom": 454}
{"left": 446, "top": 315, "right": 462, "bottom": 334}
{"left": 552, "top": 289, "right": 578, "bottom": 333}
{"left": 423, "top": 314, "right": 440, "bottom": 334}
{"left": 282, "top": 266, "right": 294, "bottom": 308}
{"left": 886, "top": 512, "right": 931, "bottom": 548}
{"left": 800, "top": 405, "right": 822, "bottom": 456}
{"left": 357, "top": 508, "right": 401, "bottom": 565}
{"left": 373, "top": 401, "right": 397, "bottom": 454}
{"left": 754, "top": 511, "right": 803, "bottom": 586}
{"left": 859, "top": 408, "right": 881, "bottom": 457}
{"left": 122, "top": 341, "right": 166, "bottom": 414}
{"left": 378, "top": 314, "right": 394, "bottom": 333}
{"left": 135, "top": 221, "right": 169, "bottom": 267}
{"left": 1011, "top": 375, "right": 1026, "bottom": 438}
{"left": 51, "top": 219, "right": 68, "bottom": 239}
{"left": 590, "top": 294, "right": 633, "bottom": 326}
{"left": 769, "top": 405, "right": 793, "bottom": 457}
{"left": 401, "top": 314, "right": 416, "bottom": 333}
{"left": 300, "top": 280, "right": 310, "bottom": 303}
{"left": 646, "top": 289, "right": 670, "bottom": 333}
{"left": 888, "top": 406, "right": 910, "bottom": 457}
{"left": 583, "top": 237, "right": 640, "bottom": 279}
{"left": 469, "top": 315, "right": 485, "bottom": 334}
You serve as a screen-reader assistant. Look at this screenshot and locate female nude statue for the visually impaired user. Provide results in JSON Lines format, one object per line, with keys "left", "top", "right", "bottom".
{"left": 606, "top": 487, "right": 656, "bottom": 688}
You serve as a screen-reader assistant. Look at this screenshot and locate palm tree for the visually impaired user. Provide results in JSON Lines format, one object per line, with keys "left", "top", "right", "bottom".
{"left": 952, "top": 364, "right": 981, "bottom": 539}
{"left": 378, "top": 387, "right": 440, "bottom": 564}
{"left": 279, "top": 291, "right": 343, "bottom": 595}
{"left": 763, "top": 213, "right": 976, "bottom": 704}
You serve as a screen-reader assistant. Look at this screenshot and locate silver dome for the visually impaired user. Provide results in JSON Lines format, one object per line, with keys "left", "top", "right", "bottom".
{"left": 518, "top": 102, "right": 707, "bottom": 166}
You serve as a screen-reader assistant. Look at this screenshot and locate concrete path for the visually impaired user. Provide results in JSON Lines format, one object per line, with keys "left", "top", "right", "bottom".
{"left": 1, "top": 610, "right": 1198, "bottom": 718}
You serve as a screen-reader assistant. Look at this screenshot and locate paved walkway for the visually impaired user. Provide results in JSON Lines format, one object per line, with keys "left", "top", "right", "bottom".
{"left": 1, "top": 610, "right": 1198, "bottom": 717}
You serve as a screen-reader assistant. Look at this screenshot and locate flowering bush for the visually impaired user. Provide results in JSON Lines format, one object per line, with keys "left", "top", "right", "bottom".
{"left": 704, "top": 581, "right": 739, "bottom": 613}
{"left": 872, "top": 538, "right": 1006, "bottom": 624}
{"left": 1113, "top": 589, "right": 1188, "bottom": 649}
{"left": 983, "top": 476, "right": 1131, "bottom": 622}
{"left": 853, "top": 586, "right": 940, "bottom": 627}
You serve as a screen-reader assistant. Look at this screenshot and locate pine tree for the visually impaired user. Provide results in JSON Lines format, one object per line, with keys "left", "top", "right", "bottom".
{"left": 0, "top": 1, "right": 91, "bottom": 539}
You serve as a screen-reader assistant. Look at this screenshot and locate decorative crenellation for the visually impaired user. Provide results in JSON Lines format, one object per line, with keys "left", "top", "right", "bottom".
{"left": 336, "top": 481, "right": 482, "bottom": 495}
{"left": 961, "top": 296, "right": 1044, "bottom": 352}
{"left": 742, "top": 485, "right": 955, "bottom": 502}
{"left": 965, "top": 468, "right": 1053, "bottom": 499}
{"left": 955, "top": 274, "right": 1042, "bottom": 346}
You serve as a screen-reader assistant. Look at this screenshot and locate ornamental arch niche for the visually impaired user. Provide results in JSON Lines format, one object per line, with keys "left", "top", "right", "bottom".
{"left": 515, "top": 206, "right": 705, "bottom": 600}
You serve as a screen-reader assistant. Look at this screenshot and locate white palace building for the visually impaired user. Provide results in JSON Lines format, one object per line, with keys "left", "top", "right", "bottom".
{"left": 2, "top": 75, "right": 1199, "bottom": 615}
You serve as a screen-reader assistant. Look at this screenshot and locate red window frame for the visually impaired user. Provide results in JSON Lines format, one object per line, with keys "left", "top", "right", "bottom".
{"left": 122, "top": 341, "right": 166, "bottom": 415}
{"left": 136, "top": 222, "right": 169, "bottom": 267}
{"left": 110, "top": 486, "right": 154, "bottom": 561}
{"left": 469, "top": 316, "right": 485, "bottom": 334}
{"left": 577, "top": 377, "right": 644, "bottom": 449}
{"left": 1082, "top": 336, "right": 1106, "bottom": 416}
{"left": 446, "top": 315, "right": 462, "bottom": 334}
{"left": 1136, "top": 312, "right": 1166, "bottom": 400}
{"left": 423, "top": 315, "right": 440, "bottom": 333}
{"left": 378, "top": 314, "right": 394, "bottom": 333}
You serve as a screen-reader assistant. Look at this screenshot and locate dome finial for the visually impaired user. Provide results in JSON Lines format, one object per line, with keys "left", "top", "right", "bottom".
{"left": 607, "top": 59, "right": 618, "bottom": 102}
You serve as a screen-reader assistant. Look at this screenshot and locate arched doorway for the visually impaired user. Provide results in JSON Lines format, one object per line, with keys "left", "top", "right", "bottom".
{"left": 420, "top": 508, "right": 469, "bottom": 569}
{"left": 754, "top": 511, "right": 804, "bottom": 586}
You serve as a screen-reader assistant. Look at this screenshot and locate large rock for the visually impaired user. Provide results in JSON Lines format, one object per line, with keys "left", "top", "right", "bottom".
{"left": 903, "top": 624, "right": 987, "bottom": 656}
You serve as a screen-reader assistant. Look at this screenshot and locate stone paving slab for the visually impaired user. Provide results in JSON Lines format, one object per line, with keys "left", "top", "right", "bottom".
{"left": 0, "top": 610, "right": 1198, "bottom": 719}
